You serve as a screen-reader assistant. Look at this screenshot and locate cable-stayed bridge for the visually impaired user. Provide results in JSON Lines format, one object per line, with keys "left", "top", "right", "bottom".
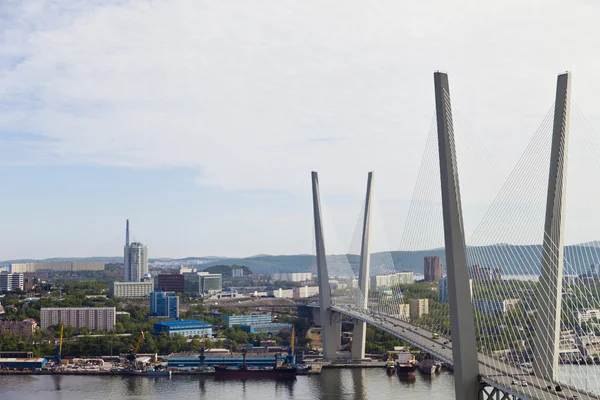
{"left": 310, "top": 72, "right": 600, "bottom": 399}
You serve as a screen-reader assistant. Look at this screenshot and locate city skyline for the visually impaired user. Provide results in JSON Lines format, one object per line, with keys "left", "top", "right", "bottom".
{"left": 2, "top": 1, "right": 600, "bottom": 260}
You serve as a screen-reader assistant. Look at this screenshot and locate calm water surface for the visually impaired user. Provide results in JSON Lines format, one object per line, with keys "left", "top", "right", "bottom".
{"left": 0, "top": 369, "right": 456, "bottom": 400}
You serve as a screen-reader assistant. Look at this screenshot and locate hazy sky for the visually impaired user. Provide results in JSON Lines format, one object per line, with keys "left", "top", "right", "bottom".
{"left": 1, "top": 0, "right": 600, "bottom": 260}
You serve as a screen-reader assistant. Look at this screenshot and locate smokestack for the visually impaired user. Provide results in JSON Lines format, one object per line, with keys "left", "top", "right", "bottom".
{"left": 126, "top": 219, "right": 130, "bottom": 247}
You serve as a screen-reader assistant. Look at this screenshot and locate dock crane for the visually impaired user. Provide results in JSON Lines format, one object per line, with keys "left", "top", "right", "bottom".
{"left": 127, "top": 331, "right": 145, "bottom": 365}
{"left": 54, "top": 324, "right": 64, "bottom": 366}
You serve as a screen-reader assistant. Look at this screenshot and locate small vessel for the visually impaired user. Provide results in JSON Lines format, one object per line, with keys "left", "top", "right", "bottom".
{"left": 121, "top": 366, "right": 171, "bottom": 377}
{"left": 418, "top": 359, "right": 437, "bottom": 375}
{"left": 395, "top": 351, "right": 417, "bottom": 376}
{"left": 385, "top": 360, "right": 396, "bottom": 376}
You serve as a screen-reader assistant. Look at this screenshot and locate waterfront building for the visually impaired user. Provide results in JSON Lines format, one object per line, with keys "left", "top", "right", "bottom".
{"left": 150, "top": 290, "right": 179, "bottom": 319}
{"left": 439, "top": 277, "right": 472, "bottom": 303}
{"left": 424, "top": 256, "right": 443, "bottom": 281}
{"left": 123, "top": 220, "right": 149, "bottom": 282}
{"left": 10, "top": 262, "right": 104, "bottom": 273}
{"left": 292, "top": 285, "right": 319, "bottom": 298}
{"left": 370, "top": 272, "right": 414, "bottom": 289}
{"left": 272, "top": 272, "right": 312, "bottom": 282}
{"left": 240, "top": 323, "right": 293, "bottom": 334}
{"left": 0, "top": 319, "right": 37, "bottom": 337}
{"left": 409, "top": 299, "right": 429, "bottom": 319}
{"left": 473, "top": 299, "right": 520, "bottom": 315}
{"left": 0, "top": 358, "right": 47, "bottom": 369}
{"left": 156, "top": 273, "right": 184, "bottom": 293}
{"left": 40, "top": 307, "right": 116, "bottom": 330}
{"left": 0, "top": 272, "right": 24, "bottom": 292}
{"left": 154, "top": 320, "right": 212, "bottom": 338}
{"left": 110, "top": 281, "right": 154, "bottom": 298}
{"left": 183, "top": 272, "right": 222, "bottom": 297}
{"left": 224, "top": 313, "right": 272, "bottom": 328}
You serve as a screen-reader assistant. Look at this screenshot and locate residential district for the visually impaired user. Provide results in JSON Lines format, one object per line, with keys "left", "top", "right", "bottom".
{"left": 1, "top": 221, "right": 600, "bottom": 376}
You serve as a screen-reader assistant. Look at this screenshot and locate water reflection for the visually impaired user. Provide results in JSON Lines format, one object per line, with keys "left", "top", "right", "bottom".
{"left": 52, "top": 375, "right": 62, "bottom": 391}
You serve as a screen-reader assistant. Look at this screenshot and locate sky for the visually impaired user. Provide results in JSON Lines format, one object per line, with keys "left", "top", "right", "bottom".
{"left": 1, "top": 0, "right": 600, "bottom": 260}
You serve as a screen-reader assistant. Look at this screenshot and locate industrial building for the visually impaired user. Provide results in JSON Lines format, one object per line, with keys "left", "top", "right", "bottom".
{"left": 0, "top": 272, "right": 24, "bottom": 292}
{"left": 224, "top": 313, "right": 272, "bottom": 328}
{"left": 40, "top": 307, "right": 116, "bottom": 330}
{"left": 156, "top": 273, "right": 184, "bottom": 293}
{"left": 150, "top": 290, "right": 179, "bottom": 319}
{"left": 0, "top": 358, "right": 47, "bottom": 369}
{"left": 9, "top": 262, "right": 104, "bottom": 273}
{"left": 268, "top": 288, "right": 294, "bottom": 298}
{"left": 154, "top": 320, "right": 212, "bottom": 338}
{"left": 110, "top": 281, "right": 154, "bottom": 298}
{"left": 183, "top": 272, "right": 222, "bottom": 297}
{"left": 240, "top": 323, "right": 293, "bottom": 334}
{"left": 292, "top": 285, "right": 319, "bottom": 298}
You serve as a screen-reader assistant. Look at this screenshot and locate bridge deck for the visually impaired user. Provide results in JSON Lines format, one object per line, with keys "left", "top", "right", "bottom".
{"left": 331, "top": 305, "right": 599, "bottom": 400}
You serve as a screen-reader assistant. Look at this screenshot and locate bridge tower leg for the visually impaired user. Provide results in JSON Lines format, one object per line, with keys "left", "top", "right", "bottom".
{"left": 352, "top": 172, "right": 374, "bottom": 360}
{"left": 434, "top": 72, "right": 480, "bottom": 399}
{"left": 532, "top": 72, "right": 571, "bottom": 382}
{"left": 312, "top": 171, "right": 341, "bottom": 360}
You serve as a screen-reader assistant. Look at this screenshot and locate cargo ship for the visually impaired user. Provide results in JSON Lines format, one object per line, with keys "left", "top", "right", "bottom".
{"left": 417, "top": 359, "right": 437, "bottom": 375}
{"left": 214, "top": 327, "right": 297, "bottom": 379}
{"left": 395, "top": 351, "right": 417, "bottom": 376}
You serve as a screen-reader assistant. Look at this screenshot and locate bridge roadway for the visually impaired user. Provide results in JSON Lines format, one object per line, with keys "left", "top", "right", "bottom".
{"left": 331, "top": 305, "right": 599, "bottom": 400}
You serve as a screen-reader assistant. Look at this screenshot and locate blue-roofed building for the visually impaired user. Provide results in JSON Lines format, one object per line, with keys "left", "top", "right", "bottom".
{"left": 240, "top": 323, "right": 293, "bottom": 334}
{"left": 223, "top": 313, "right": 272, "bottom": 328}
{"left": 154, "top": 320, "right": 212, "bottom": 338}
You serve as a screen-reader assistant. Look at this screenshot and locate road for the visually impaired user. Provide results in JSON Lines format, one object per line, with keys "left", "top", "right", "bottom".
{"left": 331, "top": 305, "right": 599, "bottom": 400}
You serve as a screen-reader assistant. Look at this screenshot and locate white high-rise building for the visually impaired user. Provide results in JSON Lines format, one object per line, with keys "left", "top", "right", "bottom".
{"left": 123, "top": 220, "right": 149, "bottom": 282}
{"left": 0, "top": 272, "right": 24, "bottom": 292}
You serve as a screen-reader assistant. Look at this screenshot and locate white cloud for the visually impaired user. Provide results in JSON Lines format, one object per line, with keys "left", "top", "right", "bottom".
{"left": 2, "top": 0, "right": 600, "bottom": 252}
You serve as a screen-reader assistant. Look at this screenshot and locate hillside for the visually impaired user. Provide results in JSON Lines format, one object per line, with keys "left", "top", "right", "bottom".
{"left": 2, "top": 243, "right": 600, "bottom": 276}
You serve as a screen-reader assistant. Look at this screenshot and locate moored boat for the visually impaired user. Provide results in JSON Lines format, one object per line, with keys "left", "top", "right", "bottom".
{"left": 417, "top": 359, "right": 437, "bottom": 375}
{"left": 385, "top": 360, "right": 396, "bottom": 376}
{"left": 121, "top": 367, "right": 171, "bottom": 377}
{"left": 395, "top": 351, "right": 417, "bottom": 376}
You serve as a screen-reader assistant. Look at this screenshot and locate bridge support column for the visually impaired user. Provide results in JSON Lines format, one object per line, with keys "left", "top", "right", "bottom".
{"left": 312, "top": 171, "right": 341, "bottom": 360}
{"left": 434, "top": 72, "right": 480, "bottom": 399}
{"left": 352, "top": 172, "right": 374, "bottom": 360}
{"left": 532, "top": 72, "right": 571, "bottom": 382}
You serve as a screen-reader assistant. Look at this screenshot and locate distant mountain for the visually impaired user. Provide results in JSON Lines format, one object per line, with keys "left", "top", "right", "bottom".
{"left": 3, "top": 243, "right": 600, "bottom": 276}
{"left": 198, "top": 244, "right": 600, "bottom": 276}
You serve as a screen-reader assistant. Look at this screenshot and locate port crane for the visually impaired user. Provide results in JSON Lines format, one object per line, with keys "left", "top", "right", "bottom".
{"left": 54, "top": 324, "right": 64, "bottom": 366}
{"left": 127, "top": 331, "right": 145, "bottom": 364}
